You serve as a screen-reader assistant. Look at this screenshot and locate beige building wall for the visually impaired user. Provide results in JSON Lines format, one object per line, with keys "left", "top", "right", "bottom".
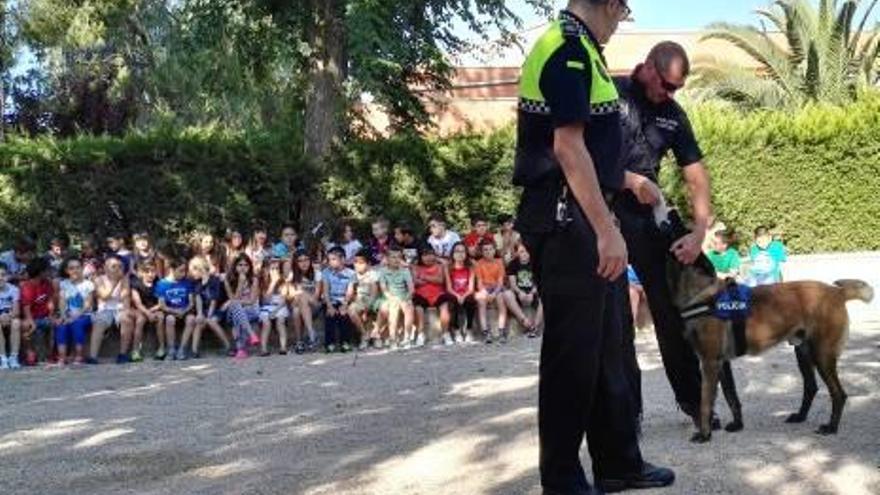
{"left": 364, "top": 29, "right": 778, "bottom": 135}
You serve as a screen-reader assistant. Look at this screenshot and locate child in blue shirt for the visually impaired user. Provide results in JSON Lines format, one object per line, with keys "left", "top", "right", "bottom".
{"left": 155, "top": 258, "right": 196, "bottom": 360}
{"left": 748, "top": 226, "right": 787, "bottom": 286}
{"left": 321, "top": 247, "right": 355, "bottom": 353}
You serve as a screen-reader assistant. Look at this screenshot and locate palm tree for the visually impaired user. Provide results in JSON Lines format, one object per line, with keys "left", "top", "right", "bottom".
{"left": 694, "top": 0, "right": 880, "bottom": 108}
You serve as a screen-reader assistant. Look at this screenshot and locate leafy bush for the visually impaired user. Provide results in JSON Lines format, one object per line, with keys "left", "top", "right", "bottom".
{"left": 0, "top": 126, "right": 314, "bottom": 246}
{"left": 661, "top": 94, "right": 880, "bottom": 253}
{"left": 1, "top": 96, "right": 879, "bottom": 254}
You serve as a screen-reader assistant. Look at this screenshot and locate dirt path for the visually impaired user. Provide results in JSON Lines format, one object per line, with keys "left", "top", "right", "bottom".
{"left": 2, "top": 322, "right": 878, "bottom": 495}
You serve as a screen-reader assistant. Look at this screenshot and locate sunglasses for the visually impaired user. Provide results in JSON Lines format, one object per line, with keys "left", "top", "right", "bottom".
{"left": 654, "top": 60, "right": 684, "bottom": 93}
{"left": 618, "top": 0, "right": 632, "bottom": 20}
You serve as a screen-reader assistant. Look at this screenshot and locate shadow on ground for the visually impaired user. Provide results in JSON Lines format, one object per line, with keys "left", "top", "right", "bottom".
{"left": 0, "top": 324, "right": 878, "bottom": 495}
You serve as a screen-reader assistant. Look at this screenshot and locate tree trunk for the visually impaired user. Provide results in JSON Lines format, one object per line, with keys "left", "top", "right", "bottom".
{"left": 301, "top": 0, "right": 347, "bottom": 230}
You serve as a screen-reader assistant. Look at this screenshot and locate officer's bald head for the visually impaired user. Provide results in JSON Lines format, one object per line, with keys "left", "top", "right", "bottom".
{"left": 647, "top": 41, "right": 690, "bottom": 79}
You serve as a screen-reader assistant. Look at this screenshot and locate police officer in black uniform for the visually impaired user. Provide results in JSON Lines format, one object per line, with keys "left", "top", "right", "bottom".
{"left": 614, "top": 42, "right": 715, "bottom": 425}
{"left": 513, "top": 2, "right": 675, "bottom": 493}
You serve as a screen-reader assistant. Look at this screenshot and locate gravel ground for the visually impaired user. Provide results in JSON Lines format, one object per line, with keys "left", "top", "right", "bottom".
{"left": 1, "top": 320, "right": 878, "bottom": 495}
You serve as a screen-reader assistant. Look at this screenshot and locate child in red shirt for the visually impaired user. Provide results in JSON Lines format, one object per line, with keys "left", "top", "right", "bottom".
{"left": 463, "top": 214, "right": 495, "bottom": 260}
{"left": 20, "top": 257, "right": 57, "bottom": 365}
{"left": 412, "top": 246, "right": 455, "bottom": 345}
{"left": 446, "top": 242, "right": 476, "bottom": 341}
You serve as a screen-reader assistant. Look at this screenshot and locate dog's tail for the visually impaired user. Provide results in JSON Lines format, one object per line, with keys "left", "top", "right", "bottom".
{"left": 833, "top": 280, "right": 875, "bottom": 303}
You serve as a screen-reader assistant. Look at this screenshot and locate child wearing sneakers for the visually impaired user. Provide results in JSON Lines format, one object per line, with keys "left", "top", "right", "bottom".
{"left": 446, "top": 242, "right": 476, "bottom": 340}
{"left": 378, "top": 246, "right": 415, "bottom": 348}
{"left": 474, "top": 240, "right": 509, "bottom": 344}
{"left": 348, "top": 250, "right": 383, "bottom": 350}
{"left": 156, "top": 258, "right": 197, "bottom": 360}
{"left": 223, "top": 254, "right": 262, "bottom": 358}
{"left": 321, "top": 247, "right": 356, "bottom": 353}
{"left": 502, "top": 244, "right": 541, "bottom": 338}
{"left": 56, "top": 257, "right": 95, "bottom": 365}
{"left": 89, "top": 255, "right": 135, "bottom": 364}
{"left": 130, "top": 261, "right": 165, "bottom": 361}
{"left": 259, "top": 258, "right": 290, "bottom": 356}
{"left": 412, "top": 246, "right": 455, "bottom": 345}
{"left": 20, "top": 257, "right": 57, "bottom": 365}
{"left": 291, "top": 250, "right": 322, "bottom": 352}
{"left": 0, "top": 262, "right": 22, "bottom": 369}
{"left": 187, "top": 257, "right": 231, "bottom": 358}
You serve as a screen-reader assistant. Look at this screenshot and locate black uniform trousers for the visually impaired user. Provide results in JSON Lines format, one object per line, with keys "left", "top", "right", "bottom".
{"left": 523, "top": 224, "right": 643, "bottom": 494}
{"left": 615, "top": 200, "right": 703, "bottom": 414}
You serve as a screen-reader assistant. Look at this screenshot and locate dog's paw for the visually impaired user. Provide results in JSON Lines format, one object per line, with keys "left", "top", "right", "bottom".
{"left": 724, "top": 420, "right": 744, "bottom": 432}
{"left": 785, "top": 413, "right": 807, "bottom": 424}
{"left": 690, "top": 432, "right": 712, "bottom": 444}
{"left": 816, "top": 424, "right": 838, "bottom": 435}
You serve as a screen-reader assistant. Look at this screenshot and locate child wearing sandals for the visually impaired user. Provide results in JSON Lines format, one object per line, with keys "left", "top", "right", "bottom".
{"left": 223, "top": 254, "right": 261, "bottom": 359}
{"left": 474, "top": 239, "right": 509, "bottom": 344}
{"left": 259, "top": 258, "right": 290, "bottom": 356}
{"left": 502, "top": 244, "right": 541, "bottom": 338}
{"left": 185, "top": 257, "right": 231, "bottom": 358}
{"left": 412, "top": 246, "right": 455, "bottom": 346}
{"left": 0, "top": 263, "right": 22, "bottom": 369}
{"left": 130, "top": 261, "right": 165, "bottom": 361}
{"left": 291, "top": 250, "right": 322, "bottom": 353}
{"left": 156, "top": 258, "right": 197, "bottom": 360}
{"left": 446, "top": 242, "right": 477, "bottom": 341}
{"left": 378, "top": 246, "right": 416, "bottom": 349}
{"left": 56, "top": 257, "right": 95, "bottom": 365}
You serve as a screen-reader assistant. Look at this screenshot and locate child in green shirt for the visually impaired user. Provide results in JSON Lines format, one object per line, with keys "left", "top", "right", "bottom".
{"left": 706, "top": 230, "right": 741, "bottom": 279}
{"left": 379, "top": 246, "right": 415, "bottom": 349}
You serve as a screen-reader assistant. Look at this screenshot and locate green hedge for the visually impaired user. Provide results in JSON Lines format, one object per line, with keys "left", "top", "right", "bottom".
{"left": 1, "top": 96, "right": 879, "bottom": 253}
{"left": 0, "top": 127, "right": 314, "bottom": 245}
{"left": 661, "top": 94, "right": 880, "bottom": 253}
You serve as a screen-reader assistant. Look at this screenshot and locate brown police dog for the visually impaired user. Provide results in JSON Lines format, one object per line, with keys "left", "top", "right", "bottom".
{"left": 667, "top": 255, "right": 874, "bottom": 443}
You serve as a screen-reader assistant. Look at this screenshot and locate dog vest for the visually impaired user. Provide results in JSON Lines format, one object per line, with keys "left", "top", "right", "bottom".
{"left": 681, "top": 283, "right": 753, "bottom": 357}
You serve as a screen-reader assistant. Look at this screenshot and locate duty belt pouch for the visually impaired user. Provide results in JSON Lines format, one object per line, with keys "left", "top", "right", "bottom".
{"left": 555, "top": 185, "right": 574, "bottom": 231}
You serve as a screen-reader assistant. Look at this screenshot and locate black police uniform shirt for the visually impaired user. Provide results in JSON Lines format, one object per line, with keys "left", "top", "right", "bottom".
{"left": 513, "top": 11, "right": 624, "bottom": 235}
{"left": 614, "top": 75, "right": 704, "bottom": 184}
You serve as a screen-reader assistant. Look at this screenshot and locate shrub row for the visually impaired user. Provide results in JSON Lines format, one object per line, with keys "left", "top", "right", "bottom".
{"left": 1, "top": 96, "right": 878, "bottom": 253}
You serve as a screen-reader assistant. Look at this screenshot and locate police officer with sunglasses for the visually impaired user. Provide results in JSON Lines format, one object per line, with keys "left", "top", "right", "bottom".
{"left": 513, "top": 1, "right": 675, "bottom": 493}
{"left": 613, "top": 42, "right": 717, "bottom": 429}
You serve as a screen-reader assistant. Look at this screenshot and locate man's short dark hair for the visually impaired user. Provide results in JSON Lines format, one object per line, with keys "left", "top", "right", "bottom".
{"left": 647, "top": 41, "right": 690, "bottom": 78}
{"left": 754, "top": 225, "right": 770, "bottom": 237}
{"left": 327, "top": 246, "right": 345, "bottom": 258}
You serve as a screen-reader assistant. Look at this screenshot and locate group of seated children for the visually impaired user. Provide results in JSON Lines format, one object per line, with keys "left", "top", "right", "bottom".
{"left": 0, "top": 214, "right": 543, "bottom": 369}
{"left": 705, "top": 225, "right": 788, "bottom": 286}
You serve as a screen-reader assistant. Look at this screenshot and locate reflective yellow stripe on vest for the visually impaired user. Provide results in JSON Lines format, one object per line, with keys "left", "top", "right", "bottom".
{"left": 518, "top": 21, "right": 619, "bottom": 116}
